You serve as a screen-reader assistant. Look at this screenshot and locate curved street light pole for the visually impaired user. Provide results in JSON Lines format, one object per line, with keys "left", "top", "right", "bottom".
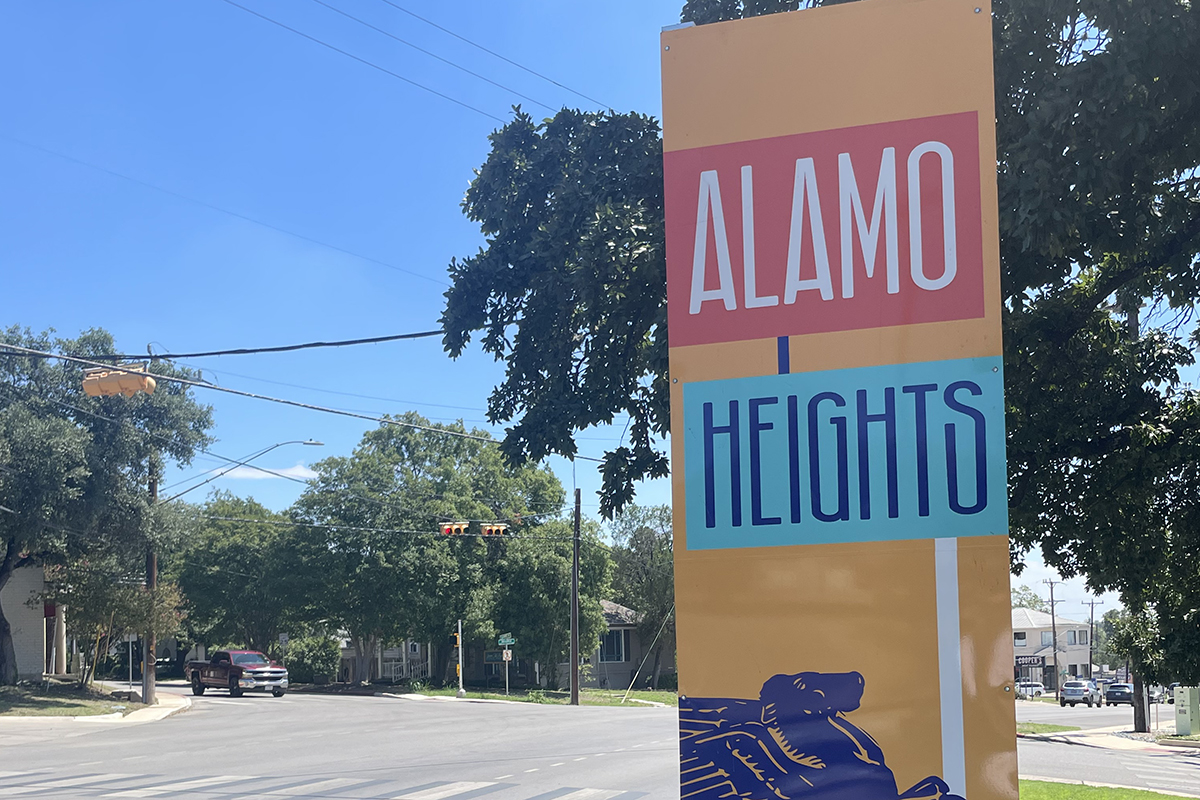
{"left": 161, "top": 439, "right": 323, "bottom": 503}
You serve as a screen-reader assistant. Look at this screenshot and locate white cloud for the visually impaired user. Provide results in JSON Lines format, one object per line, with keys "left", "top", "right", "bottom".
{"left": 1010, "top": 550, "right": 1120, "bottom": 623}
{"left": 219, "top": 462, "right": 318, "bottom": 481}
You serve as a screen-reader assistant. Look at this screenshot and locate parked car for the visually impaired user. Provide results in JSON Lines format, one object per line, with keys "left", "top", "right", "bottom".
{"left": 1147, "top": 685, "right": 1166, "bottom": 704}
{"left": 1105, "top": 683, "right": 1134, "bottom": 706}
{"left": 1017, "top": 681, "right": 1046, "bottom": 698}
{"left": 1060, "top": 680, "right": 1100, "bottom": 707}
{"left": 184, "top": 650, "right": 288, "bottom": 697}
{"left": 1168, "top": 682, "right": 1181, "bottom": 703}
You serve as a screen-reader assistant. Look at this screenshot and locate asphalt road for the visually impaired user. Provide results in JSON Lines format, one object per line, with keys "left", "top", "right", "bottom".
{"left": 0, "top": 688, "right": 679, "bottom": 799}
{"left": 2, "top": 689, "right": 1198, "bottom": 799}
{"left": 1014, "top": 697, "right": 1179, "bottom": 730}
{"left": 1018, "top": 739, "right": 1200, "bottom": 797}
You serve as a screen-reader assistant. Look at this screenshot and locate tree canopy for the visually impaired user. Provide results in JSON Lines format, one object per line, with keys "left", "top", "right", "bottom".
{"left": 0, "top": 326, "right": 213, "bottom": 684}
{"left": 442, "top": 0, "right": 1200, "bottom": 680}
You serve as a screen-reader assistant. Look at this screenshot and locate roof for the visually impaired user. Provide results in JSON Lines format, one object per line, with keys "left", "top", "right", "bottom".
{"left": 1012, "top": 607, "right": 1086, "bottom": 629}
{"left": 601, "top": 600, "right": 639, "bottom": 627}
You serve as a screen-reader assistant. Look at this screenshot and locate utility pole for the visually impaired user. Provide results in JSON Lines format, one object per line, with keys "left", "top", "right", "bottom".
{"left": 1081, "top": 598, "right": 1104, "bottom": 679}
{"left": 142, "top": 474, "right": 158, "bottom": 706}
{"left": 570, "top": 488, "right": 580, "bottom": 706}
{"left": 1043, "top": 579, "right": 1060, "bottom": 690}
{"left": 456, "top": 619, "right": 465, "bottom": 698}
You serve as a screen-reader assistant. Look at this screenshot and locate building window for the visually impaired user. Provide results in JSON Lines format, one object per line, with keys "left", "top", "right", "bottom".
{"left": 1078, "top": 630, "right": 1089, "bottom": 646}
{"left": 1041, "top": 631, "right": 1053, "bottom": 647}
{"left": 1014, "top": 632, "right": 1027, "bottom": 647}
{"left": 1068, "top": 664, "right": 1077, "bottom": 676}
{"left": 409, "top": 641, "right": 420, "bottom": 654}
{"left": 600, "top": 629, "right": 630, "bottom": 663}
{"left": 1067, "top": 630, "right": 1077, "bottom": 645}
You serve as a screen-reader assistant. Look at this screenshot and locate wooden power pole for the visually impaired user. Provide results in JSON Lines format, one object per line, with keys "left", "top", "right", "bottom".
{"left": 570, "top": 488, "right": 580, "bottom": 706}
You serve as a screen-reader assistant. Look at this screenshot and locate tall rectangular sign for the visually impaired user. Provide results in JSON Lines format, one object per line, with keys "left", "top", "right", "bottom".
{"left": 662, "top": 2, "right": 1016, "bottom": 798}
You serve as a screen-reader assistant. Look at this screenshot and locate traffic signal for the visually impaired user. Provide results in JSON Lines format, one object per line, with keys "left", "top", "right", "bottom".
{"left": 440, "top": 522, "right": 468, "bottom": 536}
{"left": 82, "top": 364, "right": 157, "bottom": 397}
{"left": 481, "top": 523, "right": 509, "bottom": 536}
{"left": 453, "top": 632, "right": 461, "bottom": 648}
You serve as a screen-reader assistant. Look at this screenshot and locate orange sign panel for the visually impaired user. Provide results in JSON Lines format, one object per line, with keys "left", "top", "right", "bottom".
{"left": 663, "top": 2, "right": 1016, "bottom": 799}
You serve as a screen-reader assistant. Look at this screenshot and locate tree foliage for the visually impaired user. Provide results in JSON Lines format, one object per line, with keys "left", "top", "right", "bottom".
{"left": 443, "top": 0, "right": 1200, "bottom": 679}
{"left": 1010, "top": 584, "right": 1048, "bottom": 612}
{"left": 0, "top": 326, "right": 212, "bottom": 684}
{"left": 609, "top": 504, "right": 675, "bottom": 688}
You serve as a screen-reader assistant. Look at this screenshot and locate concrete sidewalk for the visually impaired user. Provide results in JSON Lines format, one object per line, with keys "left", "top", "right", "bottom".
{"left": 1020, "top": 723, "right": 1199, "bottom": 755}
{"left": 0, "top": 682, "right": 190, "bottom": 726}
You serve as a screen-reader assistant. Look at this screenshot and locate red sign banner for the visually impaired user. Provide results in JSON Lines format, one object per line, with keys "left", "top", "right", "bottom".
{"left": 665, "top": 112, "right": 985, "bottom": 347}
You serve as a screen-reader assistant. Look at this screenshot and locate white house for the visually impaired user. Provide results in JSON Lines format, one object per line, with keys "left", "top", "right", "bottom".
{"left": 1012, "top": 607, "right": 1092, "bottom": 690}
{"left": 0, "top": 565, "right": 47, "bottom": 680}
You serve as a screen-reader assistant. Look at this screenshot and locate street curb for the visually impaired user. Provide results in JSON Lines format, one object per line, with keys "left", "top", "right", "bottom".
{"left": 1022, "top": 774, "right": 1200, "bottom": 798}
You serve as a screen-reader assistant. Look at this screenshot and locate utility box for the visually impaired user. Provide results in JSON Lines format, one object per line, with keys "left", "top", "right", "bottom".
{"left": 1175, "top": 686, "right": 1199, "bottom": 736}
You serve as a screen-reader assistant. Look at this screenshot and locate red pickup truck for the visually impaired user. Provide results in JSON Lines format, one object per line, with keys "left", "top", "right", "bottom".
{"left": 185, "top": 650, "right": 289, "bottom": 697}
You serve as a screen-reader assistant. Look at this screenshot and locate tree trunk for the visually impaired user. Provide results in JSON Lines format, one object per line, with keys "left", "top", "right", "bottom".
{"left": 1133, "top": 673, "right": 1149, "bottom": 733}
{"left": 650, "top": 649, "right": 662, "bottom": 691}
{"left": 0, "top": 552, "right": 18, "bottom": 686}
{"left": 434, "top": 638, "right": 452, "bottom": 687}
{"left": 352, "top": 635, "right": 378, "bottom": 684}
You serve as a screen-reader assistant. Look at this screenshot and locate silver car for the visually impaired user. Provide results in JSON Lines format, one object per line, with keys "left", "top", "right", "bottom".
{"left": 1060, "top": 680, "right": 1100, "bottom": 707}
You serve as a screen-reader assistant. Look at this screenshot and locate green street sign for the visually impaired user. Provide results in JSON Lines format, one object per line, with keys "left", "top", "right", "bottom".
{"left": 498, "top": 633, "right": 516, "bottom": 646}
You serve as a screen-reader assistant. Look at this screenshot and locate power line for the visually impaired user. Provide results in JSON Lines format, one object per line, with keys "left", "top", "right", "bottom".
{"left": 0, "top": 133, "right": 448, "bottom": 288}
{"left": 309, "top": 0, "right": 557, "bottom": 113}
{"left": 375, "top": 0, "right": 608, "bottom": 108}
{"left": 218, "top": 0, "right": 506, "bottom": 123}
{"left": 8, "top": 330, "right": 442, "bottom": 362}
{"left": 199, "top": 513, "right": 590, "bottom": 543}
{"left": 0, "top": 342, "right": 605, "bottom": 463}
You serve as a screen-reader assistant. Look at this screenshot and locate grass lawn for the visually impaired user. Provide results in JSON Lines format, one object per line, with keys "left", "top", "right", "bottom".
{"left": 412, "top": 687, "right": 678, "bottom": 707}
{"left": 0, "top": 684, "right": 146, "bottom": 717}
{"left": 1021, "top": 780, "right": 1183, "bottom": 798}
{"left": 1018, "top": 722, "right": 1082, "bottom": 735}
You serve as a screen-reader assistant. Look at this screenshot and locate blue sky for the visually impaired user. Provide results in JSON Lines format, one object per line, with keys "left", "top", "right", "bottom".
{"left": 0, "top": 1, "right": 1155, "bottom": 617}
{"left": 1, "top": 0, "right": 681, "bottom": 520}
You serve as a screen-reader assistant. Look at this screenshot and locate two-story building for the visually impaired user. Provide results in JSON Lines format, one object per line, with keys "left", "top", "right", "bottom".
{"left": 1012, "top": 607, "right": 1092, "bottom": 690}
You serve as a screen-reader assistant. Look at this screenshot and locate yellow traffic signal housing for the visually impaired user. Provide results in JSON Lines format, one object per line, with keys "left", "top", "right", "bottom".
{"left": 481, "top": 523, "right": 509, "bottom": 536}
{"left": 82, "top": 364, "right": 157, "bottom": 397}
{"left": 453, "top": 632, "right": 461, "bottom": 648}
{"left": 440, "top": 522, "right": 469, "bottom": 536}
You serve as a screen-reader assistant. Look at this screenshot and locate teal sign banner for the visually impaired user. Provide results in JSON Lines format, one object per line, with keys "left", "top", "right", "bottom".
{"left": 683, "top": 356, "right": 1007, "bottom": 550}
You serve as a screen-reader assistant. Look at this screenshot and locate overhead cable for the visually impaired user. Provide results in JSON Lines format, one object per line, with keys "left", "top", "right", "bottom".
{"left": 0, "top": 133, "right": 448, "bottom": 287}
{"left": 375, "top": 0, "right": 609, "bottom": 108}
{"left": 0, "top": 343, "right": 605, "bottom": 464}
{"left": 218, "top": 0, "right": 506, "bottom": 123}
{"left": 310, "top": 0, "right": 557, "bottom": 113}
{"left": 9, "top": 330, "right": 442, "bottom": 362}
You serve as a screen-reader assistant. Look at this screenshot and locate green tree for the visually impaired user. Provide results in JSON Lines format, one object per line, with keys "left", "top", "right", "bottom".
{"left": 489, "top": 518, "right": 611, "bottom": 689}
{"left": 1011, "top": 584, "right": 1048, "bottom": 612}
{"left": 172, "top": 493, "right": 298, "bottom": 654}
{"left": 289, "top": 412, "right": 565, "bottom": 684}
{"left": 609, "top": 504, "right": 675, "bottom": 689}
{"left": 442, "top": 1, "right": 1200, "bottom": 679}
{"left": 0, "top": 326, "right": 213, "bottom": 684}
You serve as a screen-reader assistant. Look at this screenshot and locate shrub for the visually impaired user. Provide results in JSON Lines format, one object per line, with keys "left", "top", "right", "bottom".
{"left": 284, "top": 635, "right": 341, "bottom": 683}
{"left": 656, "top": 672, "right": 678, "bottom": 692}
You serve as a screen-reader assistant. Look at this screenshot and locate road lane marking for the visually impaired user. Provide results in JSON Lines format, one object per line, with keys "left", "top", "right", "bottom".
{"left": 0, "top": 774, "right": 138, "bottom": 796}
{"left": 393, "top": 782, "right": 499, "bottom": 799}
{"left": 573, "top": 757, "right": 587, "bottom": 761}
{"left": 524, "top": 768, "right": 539, "bottom": 773}
{"left": 260, "top": 777, "right": 371, "bottom": 795}
{"left": 552, "top": 790, "right": 626, "bottom": 800}
{"left": 551, "top": 762, "right": 565, "bottom": 767}
{"left": 492, "top": 775, "right": 513, "bottom": 780}
{"left": 104, "top": 775, "right": 253, "bottom": 797}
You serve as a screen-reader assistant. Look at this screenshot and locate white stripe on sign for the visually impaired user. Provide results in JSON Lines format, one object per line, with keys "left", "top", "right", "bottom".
{"left": 393, "top": 782, "right": 498, "bottom": 799}
{"left": 104, "top": 775, "right": 253, "bottom": 797}
{"left": 934, "top": 537, "right": 966, "bottom": 799}
{"left": 264, "top": 777, "right": 372, "bottom": 795}
{"left": 0, "top": 774, "right": 137, "bottom": 796}
{"left": 553, "top": 790, "right": 626, "bottom": 800}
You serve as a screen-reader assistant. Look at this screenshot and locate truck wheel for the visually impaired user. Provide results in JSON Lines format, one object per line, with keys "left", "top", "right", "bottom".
{"left": 272, "top": 687, "right": 285, "bottom": 698}
{"left": 229, "top": 678, "right": 243, "bottom": 698}
{"left": 191, "top": 675, "right": 206, "bottom": 696}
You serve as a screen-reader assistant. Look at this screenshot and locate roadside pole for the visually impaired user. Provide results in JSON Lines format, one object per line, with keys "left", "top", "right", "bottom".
{"left": 142, "top": 475, "right": 157, "bottom": 707}
{"left": 456, "top": 619, "right": 465, "bottom": 698}
{"left": 504, "top": 649, "right": 510, "bottom": 696}
{"left": 570, "top": 488, "right": 580, "bottom": 706}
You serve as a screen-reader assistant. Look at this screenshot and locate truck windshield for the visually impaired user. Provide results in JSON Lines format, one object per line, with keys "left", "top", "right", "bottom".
{"left": 232, "top": 653, "right": 269, "bottom": 666}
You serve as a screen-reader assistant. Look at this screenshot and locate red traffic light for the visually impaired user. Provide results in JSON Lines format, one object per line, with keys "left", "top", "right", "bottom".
{"left": 481, "top": 524, "right": 509, "bottom": 536}
{"left": 441, "top": 522, "right": 468, "bottom": 536}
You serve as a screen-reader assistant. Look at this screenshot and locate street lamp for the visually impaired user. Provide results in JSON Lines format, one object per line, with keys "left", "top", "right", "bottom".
{"left": 161, "top": 439, "right": 323, "bottom": 503}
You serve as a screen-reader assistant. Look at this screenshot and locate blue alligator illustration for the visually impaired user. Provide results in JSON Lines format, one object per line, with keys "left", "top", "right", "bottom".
{"left": 680, "top": 671, "right": 964, "bottom": 800}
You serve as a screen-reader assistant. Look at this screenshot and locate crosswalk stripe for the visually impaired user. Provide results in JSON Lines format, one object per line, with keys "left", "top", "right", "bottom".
{"left": 0, "top": 774, "right": 137, "bottom": 796}
{"left": 103, "top": 775, "right": 254, "bottom": 797}
{"left": 553, "top": 790, "right": 627, "bottom": 800}
{"left": 258, "top": 777, "right": 372, "bottom": 796}
{"left": 393, "top": 782, "right": 499, "bottom": 799}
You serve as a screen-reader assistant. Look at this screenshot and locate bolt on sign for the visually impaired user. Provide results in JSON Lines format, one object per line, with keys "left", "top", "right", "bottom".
{"left": 662, "top": 2, "right": 1015, "bottom": 799}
